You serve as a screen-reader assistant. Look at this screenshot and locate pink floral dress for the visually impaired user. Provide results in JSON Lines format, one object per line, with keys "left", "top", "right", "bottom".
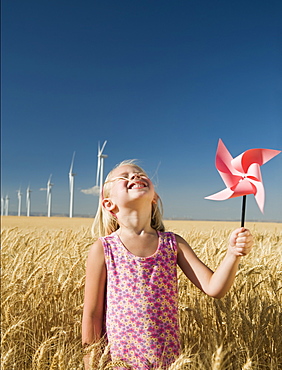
{"left": 100, "top": 231, "right": 180, "bottom": 369}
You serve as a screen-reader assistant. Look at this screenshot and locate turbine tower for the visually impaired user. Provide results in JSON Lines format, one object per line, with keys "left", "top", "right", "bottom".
{"left": 26, "top": 186, "right": 32, "bottom": 217}
{"left": 17, "top": 188, "right": 22, "bottom": 216}
{"left": 69, "top": 152, "right": 76, "bottom": 218}
{"left": 96, "top": 141, "right": 108, "bottom": 192}
{"left": 47, "top": 175, "right": 53, "bottom": 217}
{"left": 5, "top": 195, "right": 9, "bottom": 216}
{"left": 1, "top": 196, "right": 5, "bottom": 216}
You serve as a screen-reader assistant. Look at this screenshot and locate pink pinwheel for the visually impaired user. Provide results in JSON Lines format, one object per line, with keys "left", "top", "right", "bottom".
{"left": 205, "top": 139, "right": 281, "bottom": 214}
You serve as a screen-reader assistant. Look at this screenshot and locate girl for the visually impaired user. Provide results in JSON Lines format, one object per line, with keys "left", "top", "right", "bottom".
{"left": 82, "top": 160, "right": 253, "bottom": 370}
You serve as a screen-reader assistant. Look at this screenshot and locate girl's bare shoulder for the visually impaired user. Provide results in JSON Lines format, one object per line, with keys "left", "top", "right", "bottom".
{"left": 87, "top": 239, "right": 105, "bottom": 263}
{"left": 174, "top": 233, "right": 192, "bottom": 251}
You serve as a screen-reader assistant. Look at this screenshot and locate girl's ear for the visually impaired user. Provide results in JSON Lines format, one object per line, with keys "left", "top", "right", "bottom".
{"left": 152, "top": 192, "right": 158, "bottom": 204}
{"left": 102, "top": 198, "right": 116, "bottom": 211}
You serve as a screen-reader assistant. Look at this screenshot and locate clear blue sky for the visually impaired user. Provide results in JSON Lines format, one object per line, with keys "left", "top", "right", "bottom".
{"left": 2, "top": 0, "right": 282, "bottom": 222}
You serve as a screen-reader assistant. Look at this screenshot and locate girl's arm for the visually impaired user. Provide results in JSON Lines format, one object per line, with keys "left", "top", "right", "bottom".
{"left": 82, "top": 239, "right": 107, "bottom": 369}
{"left": 177, "top": 228, "right": 253, "bottom": 299}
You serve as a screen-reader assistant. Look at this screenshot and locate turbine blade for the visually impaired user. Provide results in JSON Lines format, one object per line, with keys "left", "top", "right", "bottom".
{"left": 100, "top": 140, "right": 107, "bottom": 154}
{"left": 98, "top": 141, "right": 101, "bottom": 155}
{"left": 70, "top": 151, "right": 75, "bottom": 173}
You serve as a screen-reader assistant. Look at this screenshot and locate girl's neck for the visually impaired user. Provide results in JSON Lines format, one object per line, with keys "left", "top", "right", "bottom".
{"left": 116, "top": 208, "right": 154, "bottom": 236}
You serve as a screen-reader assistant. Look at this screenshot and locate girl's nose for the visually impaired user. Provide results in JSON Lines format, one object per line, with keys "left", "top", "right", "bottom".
{"left": 131, "top": 173, "right": 141, "bottom": 180}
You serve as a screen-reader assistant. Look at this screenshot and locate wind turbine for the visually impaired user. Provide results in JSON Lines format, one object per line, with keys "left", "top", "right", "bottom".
{"left": 26, "top": 186, "right": 32, "bottom": 217}
{"left": 5, "top": 195, "right": 9, "bottom": 216}
{"left": 47, "top": 175, "right": 53, "bottom": 217}
{"left": 96, "top": 141, "right": 108, "bottom": 192}
{"left": 1, "top": 196, "right": 5, "bottom": 216}
{"left": 17, "top": 188, "right": 22, "bottom": 216}
{"left": 69, "top": 152, "right": 76, "bottom": 218}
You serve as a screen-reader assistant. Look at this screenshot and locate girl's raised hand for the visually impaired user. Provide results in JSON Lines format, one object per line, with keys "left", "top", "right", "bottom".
{"left": 228, "top": 228, "right": 253, "bottom": 257}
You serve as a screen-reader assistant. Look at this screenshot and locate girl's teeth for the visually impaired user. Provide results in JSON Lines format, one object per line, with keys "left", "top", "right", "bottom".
{"left": 131, "top": 183, "right": 145, "bottom": 189}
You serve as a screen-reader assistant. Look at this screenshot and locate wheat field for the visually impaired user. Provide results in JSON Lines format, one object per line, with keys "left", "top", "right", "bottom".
{"left": 1, "top": 216, "right": 282, "bottom": 369}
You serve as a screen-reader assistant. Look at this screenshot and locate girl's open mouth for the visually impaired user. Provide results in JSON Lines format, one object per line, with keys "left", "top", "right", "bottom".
{"left": 128, "top": 181, "right": 147, "bottom": 189}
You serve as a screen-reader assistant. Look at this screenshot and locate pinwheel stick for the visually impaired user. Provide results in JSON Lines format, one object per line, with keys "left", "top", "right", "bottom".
{"left": 241, "top": 195, "right": 247, "bottom": 227}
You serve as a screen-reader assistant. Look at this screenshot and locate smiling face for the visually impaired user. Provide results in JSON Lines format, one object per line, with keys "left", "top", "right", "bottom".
{"left": 93, "top": 160, "right": 165, "bottom": 235}
{"left": 102, "top": 164, "right": 155, "bottom": 212}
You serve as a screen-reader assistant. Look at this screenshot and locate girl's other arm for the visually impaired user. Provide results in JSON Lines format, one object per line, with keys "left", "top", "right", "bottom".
{"left": 177, "top": 228, "right": 253, "bottom": 299}
{"left": 82, "top": 239, "right": 106, "bottom": 369}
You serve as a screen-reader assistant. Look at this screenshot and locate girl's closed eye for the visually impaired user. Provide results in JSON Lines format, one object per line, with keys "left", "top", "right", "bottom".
{"left": 108, "top": 173, "right": 148, "bottom": 183}
{"left": 104, "top": 176, "right": 128, "bottom": 185}
{"left": 138, "top": 173, "right": 148, "bottom": 178}
{"left": 113, "top": 176, "right": 129, "bottom": 182}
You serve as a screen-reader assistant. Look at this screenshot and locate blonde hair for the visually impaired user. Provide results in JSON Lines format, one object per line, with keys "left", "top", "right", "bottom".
{"left": 91, "top": 160, "right": 165, "bottom": 237}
